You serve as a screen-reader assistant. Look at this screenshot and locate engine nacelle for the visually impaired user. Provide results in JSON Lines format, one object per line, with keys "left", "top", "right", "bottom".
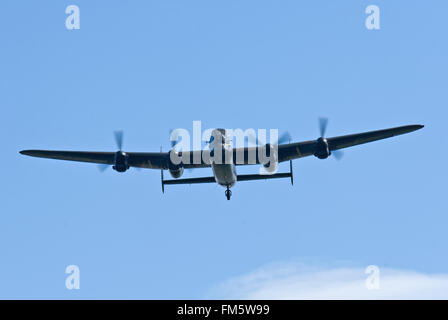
{"left": 262, "top": 143, "right": 279, "bottom": 173}
{"left": 314, "top": 137, "right": 331, "bottom": 159}
{"left": 263, "top": 160, "right": 278, "bottom": 173}
{"left": 113, "top": 151, "right": 129, "bottom": 172}
{"left": 169, "top": 165, "right": 184, "bottom": 178}
{"left": 168, "top": 150, "right": 184, "bottom": 178}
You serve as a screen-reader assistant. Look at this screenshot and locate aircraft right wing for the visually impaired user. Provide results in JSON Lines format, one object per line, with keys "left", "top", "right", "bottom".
{"left": 277, "top": 124, "right": 424, "bottom": 162}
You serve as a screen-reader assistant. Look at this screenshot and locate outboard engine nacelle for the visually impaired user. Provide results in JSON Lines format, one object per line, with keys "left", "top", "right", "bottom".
{"left": 113, "top": 151, "right": 129, "bottom": 172}
{"left": 314, "top": 137, "right": 331, "bottom": 159}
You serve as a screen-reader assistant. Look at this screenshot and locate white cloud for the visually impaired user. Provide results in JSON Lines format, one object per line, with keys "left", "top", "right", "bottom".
{"left": 210, "top": 261, "right": 448, "bottom": 299}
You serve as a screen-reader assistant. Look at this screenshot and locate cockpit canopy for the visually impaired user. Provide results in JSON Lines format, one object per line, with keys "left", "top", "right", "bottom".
{"left": 209, "top": 128, "right": 227, "bottom": 145}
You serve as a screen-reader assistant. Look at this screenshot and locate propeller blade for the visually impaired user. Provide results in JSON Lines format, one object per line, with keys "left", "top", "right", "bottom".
{"left": 277, "top": 131, "right": 292, "bottom": 145}
{"left": 319, "top": 117, "right": 328, "bottom": 137}
{"left": 247, "top": 131, "right": 291, "bottom": 146}
{"left": 114, "top": 130, "right": 123, "bottom": 150}
{"left": 98, "top": 164, "right": 109, "bottom": 172}
{"left": 170, "top": 129, "right": 182, "bottom": 149}
{"left": 169, "top": 129, "right": 175, "bottom": 148}
{"left": 332, "top": 150, "right": 344, "bottom": 161}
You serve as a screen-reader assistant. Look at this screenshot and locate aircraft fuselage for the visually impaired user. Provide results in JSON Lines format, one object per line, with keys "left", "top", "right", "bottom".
{"left": 212, "top": 162, "right": 237, "bottom": 188}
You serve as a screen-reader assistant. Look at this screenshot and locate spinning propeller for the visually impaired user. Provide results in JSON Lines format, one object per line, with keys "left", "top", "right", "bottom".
{"left": 247, "top": 130, "right": 292, "bottom": 147}
{"left": 98, "top": 130, "right": 134, "bottom": 172}
{"left": 317, "top": 117, "right": 343, "bottom": 160}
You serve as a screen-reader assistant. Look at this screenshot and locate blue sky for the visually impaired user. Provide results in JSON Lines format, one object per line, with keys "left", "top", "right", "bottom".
{"left": 0, "top": 1, "right": 446, "bottom": 298}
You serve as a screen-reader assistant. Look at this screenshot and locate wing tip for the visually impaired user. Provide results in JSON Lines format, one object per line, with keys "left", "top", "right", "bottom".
{"left": 19, "top": 150, "right": 45, "bottom": 157}
{"left": 404, "top": 124, "right": 424, "bottom": 132}
{"left": 413, "top": 124, "right": 424, "bottom": 131}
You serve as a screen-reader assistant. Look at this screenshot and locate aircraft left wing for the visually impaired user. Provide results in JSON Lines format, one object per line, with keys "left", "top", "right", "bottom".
{"left": 19, "top": 150, "right": 170, "bottom": 169}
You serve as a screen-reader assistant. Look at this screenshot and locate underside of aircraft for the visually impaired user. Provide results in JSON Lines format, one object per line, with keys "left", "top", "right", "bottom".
{"left": 20, "top": 120, "right": 423, "bottom": 200}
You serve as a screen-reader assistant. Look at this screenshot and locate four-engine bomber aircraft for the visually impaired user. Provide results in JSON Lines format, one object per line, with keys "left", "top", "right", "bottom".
{"left": 20, "top": 119, "right": 423, "bottom": 200}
